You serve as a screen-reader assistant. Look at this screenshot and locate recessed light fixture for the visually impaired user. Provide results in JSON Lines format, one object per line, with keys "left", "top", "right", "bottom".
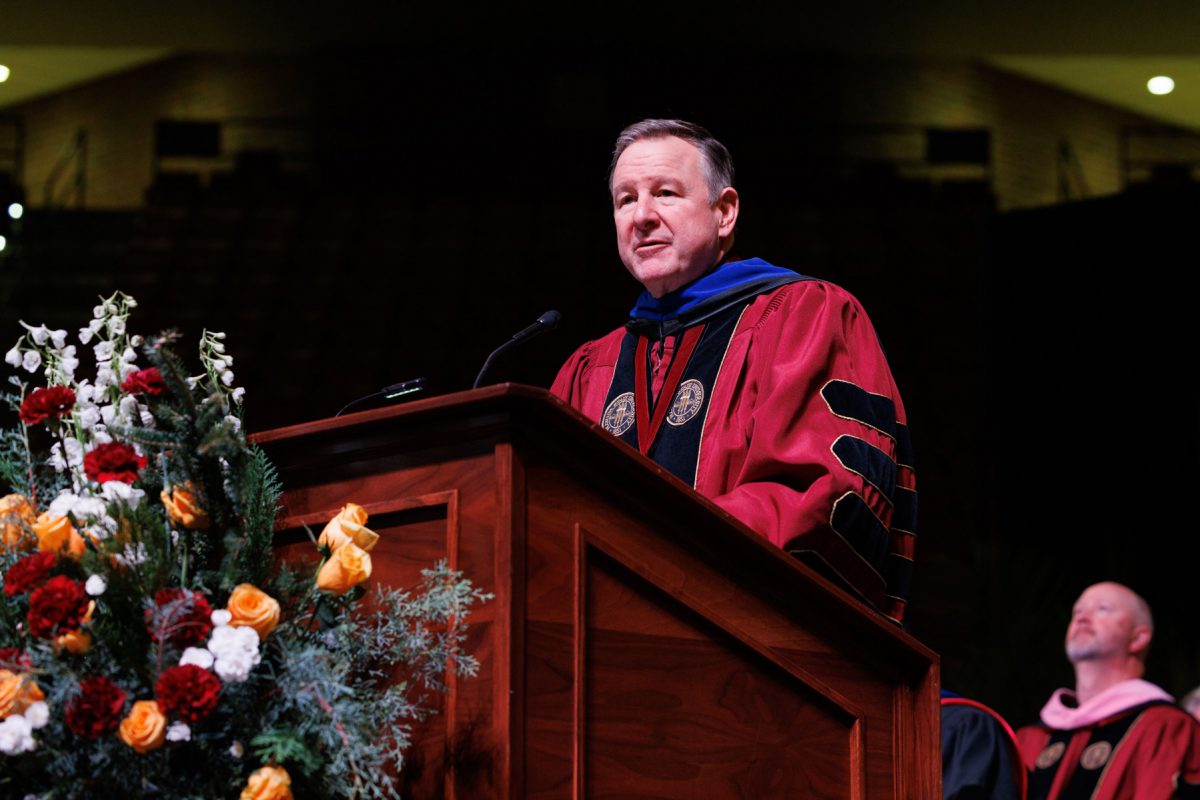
{"left": 0, "top": 65, "right": 10, "bottom": 83}
{"left": 8, "top": 203, "right": 22, "bottom": 220}
{"left": 1148, "top": 75, "right": 1175, "bottom": 95}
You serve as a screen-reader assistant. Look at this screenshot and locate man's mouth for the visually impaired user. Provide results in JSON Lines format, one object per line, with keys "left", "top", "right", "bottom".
{"left": 636, "top": 241, "right": 669, "bottom": 252}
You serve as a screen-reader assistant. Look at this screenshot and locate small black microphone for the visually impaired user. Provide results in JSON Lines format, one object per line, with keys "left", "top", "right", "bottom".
{"left": 473, "top": 310, "right": 562, "bottom": 389}
{"left": 335, "top": 376, "right": 427, "bottom": 417}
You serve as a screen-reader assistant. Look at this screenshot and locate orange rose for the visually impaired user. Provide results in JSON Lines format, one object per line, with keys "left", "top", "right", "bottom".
{"left": 160, "top": 484, "right": 210, "bottom": 530}
{"left": 317, "top": 518, "right": 379, "bottom": 553}
{"left": 0, "top": 494, "right": 35, "bottom": 550}
{"left": 118, "top": 699, "right": 166, "bottom": 753}
{"left": 316, "top": 542, "right": 372, "bottom": 595}
{"left": 240, "top": 765, "right": 293, "bottom": 800}
{"left": 0, "top": 669, "right": 44, "bottom": 719}
{"left": 33, "top": 512, "right": 86, "bottom": 558}
{"left": 55, "top": 600, "right": 95, "bottom": 654}
{"left": 227, "top": 584, "right": 281, "bottom": 639}
{"left": 317, "top": 503, "right": 377, "bottom": 552}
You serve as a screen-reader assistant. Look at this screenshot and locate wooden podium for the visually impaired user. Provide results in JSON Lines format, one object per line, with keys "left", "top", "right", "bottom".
{"left": 255, "top": 385, "right": 939, "bottom": 799}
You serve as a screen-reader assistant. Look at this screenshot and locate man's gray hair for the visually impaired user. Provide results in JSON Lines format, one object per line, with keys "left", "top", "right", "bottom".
{"left": 608, "top": 119, "right": 735, "bottom": 203}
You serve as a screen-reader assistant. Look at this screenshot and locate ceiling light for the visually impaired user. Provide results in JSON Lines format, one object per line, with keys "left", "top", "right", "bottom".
{"left": 0, "top": 65, "right": 9, "bottom": 83}
{"left": 8, "top": 203, "right": 22, "bottom": 220}
{"left": 1147, "top": 76, "right": 1175, "bottom": 96}
{"left": 0, "top": 235, "right": 7, "bottom": 252}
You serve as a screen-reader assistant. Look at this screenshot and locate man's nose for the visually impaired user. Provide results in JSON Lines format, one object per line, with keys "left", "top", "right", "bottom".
{"left": 632, "top": 196, "right": 658, "bottom": 227}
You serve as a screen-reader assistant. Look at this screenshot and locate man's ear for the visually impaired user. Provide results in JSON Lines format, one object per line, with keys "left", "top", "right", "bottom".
{"left": 715, "top": 187, "right": 739, "bottom": 235}
{"left": 1129, "top": 624, "right": 1152, "bottom": 657}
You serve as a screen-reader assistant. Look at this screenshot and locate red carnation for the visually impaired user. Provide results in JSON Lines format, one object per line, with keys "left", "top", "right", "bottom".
{"left": 121, "top": 367, "right": 166, "bottom": 397}
{"left": 155, "top": 664, "right": 221, "bottom": 724}
{"left": 27, "top": 574, "right": 89, "bottom": 638}
{"left": 148, "top": 588, "right": 214, "bottom": 647}
{"left": 65, "top": 675, "right": 127, "bottom": 739}
{"left": 19, "top": 385, "right": 77, "bottom": 425}
{"left": 0, "top": 648, "right": 32, "bottom": 670}
{"left": 4, "top": 551, "right": 57, "bottom": 596}
{"left": 83, "top": 442, "right": 148, "bottom": 484}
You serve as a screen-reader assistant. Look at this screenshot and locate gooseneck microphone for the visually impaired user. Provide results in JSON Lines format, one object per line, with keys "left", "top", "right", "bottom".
{"left": 335, "top": 377, "right": 427, "bottom": 417}
{"left": 473, "top": 310, "right": 562, "bottom": 389}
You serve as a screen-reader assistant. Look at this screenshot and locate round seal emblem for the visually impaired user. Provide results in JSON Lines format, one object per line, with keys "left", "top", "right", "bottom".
{"left": 1036, "top": 742, "right": 1065, "bottom": 770}
{"left": 666, "top": 379, "right": 705, "bottom": 427}
{"left": 1080, "top": 741, "right": 1113, "bottom": 770}
{"left": 602, "top": 392, "right": 636, "bottom": 436}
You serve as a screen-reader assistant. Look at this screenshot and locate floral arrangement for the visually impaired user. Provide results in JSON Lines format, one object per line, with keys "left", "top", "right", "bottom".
{"left": 0, "top": 293, "right": 489, "bottom": 799}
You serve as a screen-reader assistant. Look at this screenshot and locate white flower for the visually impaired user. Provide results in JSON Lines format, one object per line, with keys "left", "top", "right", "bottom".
{"left": 63, "top": 437, "right": 84, "bottom": 468}
{"left": 224, "top": 414, "right": 242, "bottom": 433}
{"left": 95, "top": 366, "right": 116, "bottom": 390}
{"left": 85, "top": 575, "right": 107, "bottom": 596}
{"left": 49, "top": 329, "right": 67, "bottom": 349}
{"left": 101, "top": 480, "right": 145, "bottom": 509}
{"left": 139, "top": 406, "right": 154, "bottom": 426}
{"left": 119, "top": 395, "right": 139, "bottom": 419}
{"left": 207, "top": 624, "right": 261, "bottom": 683}
{"left": 229, "top": 740, "right": 244, "bottom": 758}
{"left": 93, "top": 341, "right": 114, "bottom": 362}
{"left": 49, "top": 443, "right": 66, "bottom": 472}
{"left": 23, "top": 701, "right": 49, "bottom": 730}
{"left": 29, "top": 326, "right": 49, "bottom": 346}
{"left": 120, "top": 347, "right": 137, "bottom": 363}
{"left": 231, "top": 387, "right": 245, "bottom": 403}
{"left": 119, "top": 362, "right": 138, "bottom": 380}
{"left": 99, "top": 404, "right": 117, "bottom": 426}
{"left": 0, "top": 714, "right": 35, "bottom": 755}
{"left": 130, "top": 335, "right": 143, "bottom": 347}
{"left": 114, "top": 542, "right": 147, "bottom": 568}
{"left": 211, "top": 609, "right": 232, "bottom": 627}
{"left": 61, "top": 355, "right": 79, "bottom": 378}
{"left": 21, "top": 351, "right": 40, "bottom": 373}
{"left": 78, "top": 327, "right": 94, "bottom": 345}
{"left": 93, "top": 304, "right": 106, "bottom": 319}
{"left": 4, "top": 347, "right": 20, "bottom": 367}
{"left": 165, "top": 721, "right": 192, "bottom": 742}
{"left": 91, "top": 427, "right": 113, "bottom": 445}
{"left": 109, "top": 318, "right": 126, "bottom": 336}
{"left": 48, "top": 490, "right": 104, "bottom": 520}
{"left": 78, "top": 405, "right": 101, "bottom": 430}
{"left": 179, "top": 647, "right": 215, "bottom": 669}
{"left": 220, "top": 370, "right": 234, "bottom": 386}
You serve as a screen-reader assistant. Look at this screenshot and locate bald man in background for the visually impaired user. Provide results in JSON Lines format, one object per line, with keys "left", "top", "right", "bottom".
{"left": 1017, "top": 582, "right": 1200, "bottom": 799}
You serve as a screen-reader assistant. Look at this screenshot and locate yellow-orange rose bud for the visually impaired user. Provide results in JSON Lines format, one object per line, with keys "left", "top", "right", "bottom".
{"left": 317, "top": 517, "right": 379, "bottom": 553}
{"left": 240, "top": 765, "right": 293, "bottom": 800}
{"left": 55, "top": 628, "right": 93, "bottom": 654}
{"left": 0, "top": 494, "right": 36, "bottom": 550}
{"left": 316, "top": 542, "right": 372, "bottom": 595}
{"left": 33, "top": 512, "right": 86, "bottom": 558}
{"left": 54, "top": 601, "right": 95, "bottom": 654}
{"left": 336, "top": 503, "right": 368, "bottom": 526}
{"left": 161, "top": 484, "right": 210, "bottom": 530}
{"left": 118, "top": 699, "right": 167, "bottom": 753}
{"left": 227, "top": 584, "right": 281, "bottom": 639}
{"left": 0, "top": 669, "right": 44, "bottom": 719}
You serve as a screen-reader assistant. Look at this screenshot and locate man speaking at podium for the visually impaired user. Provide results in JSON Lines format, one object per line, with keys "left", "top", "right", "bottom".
{"left": 550, "top": 119, "right": 917, "bottom": 622}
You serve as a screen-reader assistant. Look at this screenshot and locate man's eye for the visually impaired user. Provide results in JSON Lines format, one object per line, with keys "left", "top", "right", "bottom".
{"left": 616, "top": 195, "right": 635, "bottom": 206}
{"left": 658, "top": 189, "right": 675, "bottom": 197}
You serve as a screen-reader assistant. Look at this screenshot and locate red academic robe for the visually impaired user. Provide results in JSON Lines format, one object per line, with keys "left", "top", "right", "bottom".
{"left": 550, "top": 279, "right": 916, "bottom": 621}
{"left": 1017, "top": 703, "right": 1200, "bottom": 800}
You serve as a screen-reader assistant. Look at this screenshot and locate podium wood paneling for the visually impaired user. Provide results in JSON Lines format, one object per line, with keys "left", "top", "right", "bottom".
{"left": 255, "top": 384, "right": 940, "bottom": 799}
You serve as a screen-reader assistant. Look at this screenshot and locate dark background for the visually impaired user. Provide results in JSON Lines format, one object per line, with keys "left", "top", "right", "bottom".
{"left": 2, "top": 8, "right": 1199, "bottom": 730}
